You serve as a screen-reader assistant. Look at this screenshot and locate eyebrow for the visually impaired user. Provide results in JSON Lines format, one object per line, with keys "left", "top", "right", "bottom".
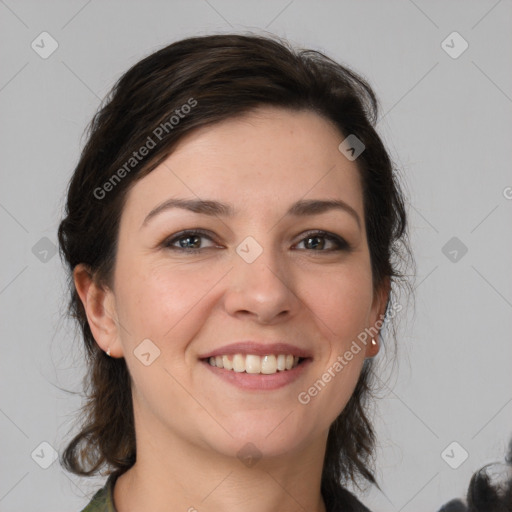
{"left": 141, "top": 197, "right": 361, "bottom": 229}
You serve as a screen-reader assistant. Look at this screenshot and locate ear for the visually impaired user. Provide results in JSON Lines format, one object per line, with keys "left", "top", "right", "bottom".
{"left": 73, "top": 263, "right": 124, "bottom": 358}
{"left": 365, "top": 276, "right": 391, "bottom": 358}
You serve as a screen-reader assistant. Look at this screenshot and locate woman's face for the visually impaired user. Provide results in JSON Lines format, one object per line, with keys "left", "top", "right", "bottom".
{"left": 98, "top": 106, "right": 387, "bottom": 460}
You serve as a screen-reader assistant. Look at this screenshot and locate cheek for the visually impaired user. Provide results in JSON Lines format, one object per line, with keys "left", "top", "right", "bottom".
{"left": 295, "top": 262, "right": 372, "bottom": 414}
{"left": 114, "top": 259, "right": 224, "bottom": 346}
{"left": 298, "top": 275, "right": 370, "bottom": 426}
{"left": 301, "top": 262, "right": 374, "bottom": 345}
{"left": 115, "top": 251, "right": 374, "bottom": 355}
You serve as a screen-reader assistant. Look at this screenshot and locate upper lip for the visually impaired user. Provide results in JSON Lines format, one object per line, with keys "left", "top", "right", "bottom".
{"left": 198, "top": 341, "right": 313, "bottom": 359}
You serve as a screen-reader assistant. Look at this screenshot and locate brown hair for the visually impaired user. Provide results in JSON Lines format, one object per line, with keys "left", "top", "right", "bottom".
{"left": 58, "top": 32, "right": 410, "bottom": 507}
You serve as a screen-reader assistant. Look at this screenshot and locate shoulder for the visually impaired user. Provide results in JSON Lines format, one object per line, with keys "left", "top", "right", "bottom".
{"left": 79, "top": 474, "right": 118, "bottom": 512}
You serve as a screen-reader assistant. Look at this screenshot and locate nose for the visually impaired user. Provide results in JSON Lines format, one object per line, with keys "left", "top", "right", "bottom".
{"left": 222, "top": 240, "right": 300, "bottom": 325}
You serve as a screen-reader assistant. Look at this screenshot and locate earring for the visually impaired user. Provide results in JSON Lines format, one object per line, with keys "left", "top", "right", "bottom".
{"left": 106, "top": 347, "right": 111, "bottom": 357}
{"left": 371, "top": 338, "right": 377, "bottom": 347}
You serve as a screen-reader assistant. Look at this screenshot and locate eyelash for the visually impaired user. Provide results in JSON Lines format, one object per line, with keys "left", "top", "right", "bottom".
{"left": 162, "top": 229, "right": 350, "bottom": 254}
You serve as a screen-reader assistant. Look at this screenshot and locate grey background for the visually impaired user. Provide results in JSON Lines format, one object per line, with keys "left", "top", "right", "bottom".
{"left": 1, "top": 1, "right": 511, "bottom": 510}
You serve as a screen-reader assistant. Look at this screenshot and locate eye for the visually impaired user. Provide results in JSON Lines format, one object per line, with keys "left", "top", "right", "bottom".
{"left": 161, "top": 229, "right": 350, "bottom": 254}
{"left": 162, "top": 229, "right": 218, "bottom": 253}
{"left": 294, "top": 230, "right": 350, "bottom": 252}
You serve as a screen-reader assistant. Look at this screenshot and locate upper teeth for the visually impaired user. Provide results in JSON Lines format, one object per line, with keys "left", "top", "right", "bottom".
{"left": 208, "top": 354, "right": 300, "bottom": 374}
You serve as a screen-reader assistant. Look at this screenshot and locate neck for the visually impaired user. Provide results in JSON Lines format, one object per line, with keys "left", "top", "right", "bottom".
{"left": 113, "top": 417, "right": 328, "bottom": 512}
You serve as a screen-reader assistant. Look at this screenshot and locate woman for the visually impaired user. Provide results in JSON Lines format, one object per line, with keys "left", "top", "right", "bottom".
{"left": 58, "top": 33, "right": 410, "bottom": 512}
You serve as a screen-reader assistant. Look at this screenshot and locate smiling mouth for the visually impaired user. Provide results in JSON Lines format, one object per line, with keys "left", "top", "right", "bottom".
{"left": 202, "top": 354, "right": 307, "bottom": 374}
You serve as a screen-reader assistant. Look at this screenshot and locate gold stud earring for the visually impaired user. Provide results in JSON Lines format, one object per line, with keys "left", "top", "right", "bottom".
{"left": 106, "top": 347, "right": 111, "bottom": 357}
{"left": 371, "top": 338, "right": 377, "bottom": 347}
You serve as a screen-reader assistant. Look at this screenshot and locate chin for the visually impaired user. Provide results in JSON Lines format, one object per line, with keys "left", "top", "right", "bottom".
{"left": 206, "top": 413, "right": 316, "bottom": 461}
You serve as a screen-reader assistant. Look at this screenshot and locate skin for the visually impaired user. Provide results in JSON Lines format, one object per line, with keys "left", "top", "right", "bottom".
{"left": 74, "top": 106, "right": 389, "bottom": 512}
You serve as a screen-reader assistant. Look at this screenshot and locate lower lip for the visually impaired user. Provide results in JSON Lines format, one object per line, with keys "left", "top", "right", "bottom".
{"left": 201, "top": 358, "right": 312, "bottom": 391}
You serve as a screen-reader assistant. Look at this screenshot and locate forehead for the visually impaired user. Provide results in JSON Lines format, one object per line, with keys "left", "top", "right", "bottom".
{"left": 122, "top": 106, "right": 364, "bottom": 224}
